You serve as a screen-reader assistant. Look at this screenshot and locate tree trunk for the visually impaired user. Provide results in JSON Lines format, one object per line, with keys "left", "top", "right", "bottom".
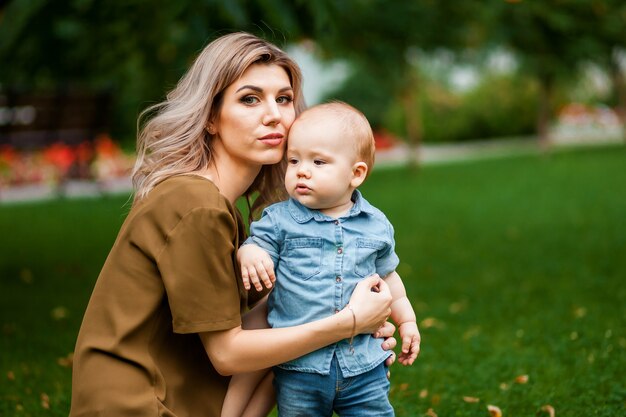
{"left": 610, "top": 49, "right": 626, "bottom": 142}
{"left": 402, "top": 68, "right": 423, "bottom": 168}
{"left": 536, "top": 72, "right": 553, "bottom": 152}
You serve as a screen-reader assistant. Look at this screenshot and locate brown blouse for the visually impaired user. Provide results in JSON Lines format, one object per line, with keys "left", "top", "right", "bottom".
{"left": 70, "top": 175, "right": 263, "bottom": 417}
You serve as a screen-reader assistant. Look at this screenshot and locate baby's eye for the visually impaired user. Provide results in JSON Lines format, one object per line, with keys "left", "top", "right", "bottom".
{"left": 313, "top": 160, "right": 326, "bottom": 166}
{"left": 288, "top": 158, "right": 299, "bottom": 165}
{"left": 276, "top": 95, "right": 294, "bottom": 104}
{"left": 240, "top": 95, "right": 259, "bottom": 105}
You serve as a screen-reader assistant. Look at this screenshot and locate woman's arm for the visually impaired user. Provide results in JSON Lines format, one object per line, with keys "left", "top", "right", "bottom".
{"left": 200, "top": 275, "right": 392, "bottom": 375}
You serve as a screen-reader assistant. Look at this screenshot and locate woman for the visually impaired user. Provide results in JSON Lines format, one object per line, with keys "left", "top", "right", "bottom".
{"left": 69, "top": 32, "right": 395, "bottom": 417}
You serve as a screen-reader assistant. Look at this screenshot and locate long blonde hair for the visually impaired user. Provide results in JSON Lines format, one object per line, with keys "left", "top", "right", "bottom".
{"left": 132, "top": 32, "right": 306, "bottom": 217}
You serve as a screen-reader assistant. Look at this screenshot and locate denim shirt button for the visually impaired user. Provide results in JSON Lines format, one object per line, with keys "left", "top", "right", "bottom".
{"left": 336, "top": 276, "right": 342, "bottom": 282}
{"left": 335, "top": 309, "right": 340, "bottom": 314}
{"left": 334, "top": 220, "right": 339, "bottom": 225}
{"left": 337, "top": 247, "right": 343, "bottom": 254}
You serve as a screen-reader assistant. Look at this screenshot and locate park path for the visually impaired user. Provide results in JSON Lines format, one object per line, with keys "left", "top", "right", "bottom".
{"left": 0, "top": 135, "right": 622, "bottom": 204}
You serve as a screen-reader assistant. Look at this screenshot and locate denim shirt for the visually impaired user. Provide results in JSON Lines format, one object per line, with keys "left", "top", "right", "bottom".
{"left": 245, "top": 190, "right": 399, "bottom": 377}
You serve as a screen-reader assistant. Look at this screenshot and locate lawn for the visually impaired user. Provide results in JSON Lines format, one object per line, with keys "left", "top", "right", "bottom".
{"left": 1, "top": 144, "right": 624, "bottom": 416}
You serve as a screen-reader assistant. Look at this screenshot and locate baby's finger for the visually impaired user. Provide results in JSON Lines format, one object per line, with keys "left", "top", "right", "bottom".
{"left": 412, "top": 338, "right": 421, "bottom": 358}
{"left": 402, "top": 335, "right": 413, "bottom": 354}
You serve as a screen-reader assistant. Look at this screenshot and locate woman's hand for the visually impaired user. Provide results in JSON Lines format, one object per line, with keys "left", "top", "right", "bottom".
{"left": 374, "top": 320, "right": 397, "bottom": 368}
{"left": 347, "top": 275, "right": 392, "bottom": 334}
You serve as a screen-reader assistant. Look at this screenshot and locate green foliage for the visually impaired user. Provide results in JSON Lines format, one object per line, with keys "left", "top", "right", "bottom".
{"left": 1, "top": 1, "right": 625, "bottom": 143}
{"left": 381, "top": 72, "right": 544, "bottom": 143}
{"left": 324, "top": 63, "right": 393, "bottom": 129}
{"left": 1, "top": 145, "right": 625, "bottom": 415}
{"left": 0, "top": 0, "right": 314, "bottom": 140}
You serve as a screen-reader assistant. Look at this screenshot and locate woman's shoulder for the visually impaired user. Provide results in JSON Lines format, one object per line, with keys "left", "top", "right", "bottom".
{"left": 132, "top": 175, "right": 234, "bottom": 223}
{"left": 116, "top": 175, "right": 239, "bottom": 256}
{"left": 157, "top": 175, "right": 226, "bottom": 205}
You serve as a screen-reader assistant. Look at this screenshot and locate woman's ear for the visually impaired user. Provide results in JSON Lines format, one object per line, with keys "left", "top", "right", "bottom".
{"left": 350, "top": 162, "right": 369, "bottom": 188}
{"left": 206, "top": 122, "right": 217, "bottom": 135}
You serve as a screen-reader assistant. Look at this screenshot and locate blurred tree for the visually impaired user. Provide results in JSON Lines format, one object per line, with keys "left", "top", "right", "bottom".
{"left": 0, "top": 0, "right": 314, "bottom": 141}
{"left": 308, "top": 0, "right": 485, "bottom": 164}
{"left": 2, "top": 0, "right": 623, "bottom": 147}
{"left": 589, "top": 0, "right": 626, "bottom": 139}
{"left": 488, "top": 0, "right": 626, "bottom": 146}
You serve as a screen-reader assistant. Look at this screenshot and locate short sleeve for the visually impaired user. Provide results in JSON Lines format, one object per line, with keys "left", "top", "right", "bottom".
{"left": 246, "top": 210, "right": 280, "bottom": 266}
{"left": 375, "top": 219, "right": 400, "bottom": 277}
{"left": 158, "top": 207, "right": 241, "bottom": 334}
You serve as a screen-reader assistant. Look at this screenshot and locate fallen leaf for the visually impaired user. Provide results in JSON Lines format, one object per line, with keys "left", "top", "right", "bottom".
{"left": 499, "top": 382, "right": 510, "bottom": 391}
{"left": 57, "top": 352, "right": 74, "bottom": 368}
{"left": 419, "top": 389, "right": 429, "bottom": 399}
{"left": 41, "top": 393, "right": 50, "bottom": 409}
{"left": 20, "top": 268, "right": 33, "bottom": 284}
{"left": 399, "top": 383, "right": 409, "bottom": 391}
{"left": 425, "top": 408, "right": 438, "bottom": 417}
{"left": 51, "top": 306, "right": 69, "bottom": 320}
{"left": 449, "top": 300, "right": 467, "bottom": 314}
{"left": 487, "top": 404, "right": 502, "bottom": 417}
{"left": 540, "top": 404, "right": 555, "bottom": 417}
{"left": 7, "top": 371, "right": 15, "bottom": 381}
{"left": 514, "top": 374, "right": 529, "bottom": 384}
{"left": 463, "top": 396, "right": 480, "bottom": 403}
{"left": 463, "top": 326, "right": 481, "bottom": 340}
{"left": 420, "top": 317, "right": 445, "bottom": 329}
{"left": 573, "top": 307, "right": 587, "bottom": 318}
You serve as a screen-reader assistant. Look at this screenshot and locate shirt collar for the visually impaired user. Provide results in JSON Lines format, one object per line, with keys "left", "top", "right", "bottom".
{"left": 287, "top": 190, "right": 376, "bottom": 223}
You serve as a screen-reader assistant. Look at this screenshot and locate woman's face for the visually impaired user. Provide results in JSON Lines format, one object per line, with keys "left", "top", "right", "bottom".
{"left": 212, "top": 63, "right": 296, "bottom": 169}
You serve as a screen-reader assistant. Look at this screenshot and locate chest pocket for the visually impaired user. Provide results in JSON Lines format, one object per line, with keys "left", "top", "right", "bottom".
{"left": 354, "top": 238, "right": 388, "bottom": 278}
{"left": 284, "top": 237, "right": 323, "bottom": 280}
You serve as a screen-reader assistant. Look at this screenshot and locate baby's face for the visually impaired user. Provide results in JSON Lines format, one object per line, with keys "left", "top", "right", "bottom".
{"left": 285, "top": 115, "right": 360, "bottom": 212}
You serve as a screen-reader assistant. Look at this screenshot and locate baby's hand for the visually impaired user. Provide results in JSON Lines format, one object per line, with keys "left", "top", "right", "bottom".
{"left": 397, "top": 321, "right": 421, "bottom": 366}
{"left": 238, "top": 244, "right": 276, "bottom": 291}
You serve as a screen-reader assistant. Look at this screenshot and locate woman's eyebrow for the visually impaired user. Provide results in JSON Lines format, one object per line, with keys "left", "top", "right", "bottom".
{"left": 235, "top": 85, "right": 293, "bottom": 93}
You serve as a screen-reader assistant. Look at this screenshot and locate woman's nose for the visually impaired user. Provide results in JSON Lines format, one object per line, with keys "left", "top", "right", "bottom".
{"left": 263, "top": 101, "right": 282, "bottom": 126}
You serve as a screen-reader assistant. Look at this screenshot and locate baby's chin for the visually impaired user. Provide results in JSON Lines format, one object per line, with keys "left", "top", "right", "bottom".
{"left": 288, "top": 193, "right": 318, "bottom": 210}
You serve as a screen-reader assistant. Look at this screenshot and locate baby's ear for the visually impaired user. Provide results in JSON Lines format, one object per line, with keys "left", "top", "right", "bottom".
{"left": 351, "top": 162, "right": 368, "bottom": 188}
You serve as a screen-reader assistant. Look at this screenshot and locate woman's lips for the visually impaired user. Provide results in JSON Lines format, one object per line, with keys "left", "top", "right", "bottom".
{"left": 259, "top": 133, "right": 284, "bottom": 147}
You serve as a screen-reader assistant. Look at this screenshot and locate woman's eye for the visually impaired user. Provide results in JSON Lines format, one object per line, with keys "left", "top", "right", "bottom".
{"left": 240, "top": 96, "right": 259, "bottom": 105}
{"left": 277, "top": 95, "right": 294, "bottom": 104}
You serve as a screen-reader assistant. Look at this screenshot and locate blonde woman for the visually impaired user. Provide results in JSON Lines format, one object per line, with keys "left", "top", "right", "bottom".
{"left": 69, "top": 32, "right": 396, "bottom": 417}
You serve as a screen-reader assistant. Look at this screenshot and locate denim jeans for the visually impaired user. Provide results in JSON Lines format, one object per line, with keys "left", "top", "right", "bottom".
{"left": 273, "top": 355, "right": 394, "bottom": 417}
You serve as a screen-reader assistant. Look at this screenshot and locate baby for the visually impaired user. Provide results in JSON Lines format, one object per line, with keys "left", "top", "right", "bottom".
{"left": 224, "top": 101, "right": 420, "bottom": 417}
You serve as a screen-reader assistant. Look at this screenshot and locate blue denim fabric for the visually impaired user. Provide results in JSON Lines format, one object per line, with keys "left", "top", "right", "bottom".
{"left": 245, "top": 190, "right": 399, "bottom": 377}
{"left": 273, "top": 355, "right": 394, "bottom": 417}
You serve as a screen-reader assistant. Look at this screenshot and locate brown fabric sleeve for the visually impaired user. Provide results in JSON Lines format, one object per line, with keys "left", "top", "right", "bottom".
{"left": 157, "top": 207, "right": 242, "bottom": 334}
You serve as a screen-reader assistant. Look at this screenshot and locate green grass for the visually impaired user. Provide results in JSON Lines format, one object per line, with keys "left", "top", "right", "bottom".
{"left": 1, "top": 145, "right": 625, "bottom": 416}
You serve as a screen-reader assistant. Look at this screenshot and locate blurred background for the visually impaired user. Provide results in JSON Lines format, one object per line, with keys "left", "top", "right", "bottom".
{"left": 0, "top": 1, "right": 625, "bottom": 416}
{"left": 0, "top": 0, "right": 625, "bottom": 193}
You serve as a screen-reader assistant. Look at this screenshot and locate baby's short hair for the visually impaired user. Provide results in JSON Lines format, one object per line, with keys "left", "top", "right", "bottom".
{"left": 299, "top": 101, "right": 375, "bottom": 174}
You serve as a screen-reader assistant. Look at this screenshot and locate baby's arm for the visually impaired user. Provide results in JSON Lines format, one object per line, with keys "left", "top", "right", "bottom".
{"left": 384, "top": 271, "right": 421, "bottom": 365}
{"left": 238, "top": 244, "right": 276, "bottom": 291}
